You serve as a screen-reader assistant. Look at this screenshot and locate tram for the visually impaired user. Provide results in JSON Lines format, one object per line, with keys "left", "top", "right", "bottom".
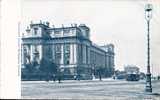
{"left": 126, "top": 73, "right": 140, "bottom": 81}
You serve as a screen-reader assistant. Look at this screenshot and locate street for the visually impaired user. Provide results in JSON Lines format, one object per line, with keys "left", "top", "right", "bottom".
{"left": 22, "top": 79, "right": 160, "bottom": 99}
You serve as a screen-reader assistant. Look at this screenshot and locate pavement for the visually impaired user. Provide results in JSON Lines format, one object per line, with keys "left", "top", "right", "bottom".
{"left": 21, "top": 79, "right": 160, "bottom": 99}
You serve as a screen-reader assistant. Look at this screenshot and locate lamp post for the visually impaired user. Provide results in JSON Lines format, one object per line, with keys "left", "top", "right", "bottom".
{"left": 145, "top": 3, "right": 153, "bottom": 93}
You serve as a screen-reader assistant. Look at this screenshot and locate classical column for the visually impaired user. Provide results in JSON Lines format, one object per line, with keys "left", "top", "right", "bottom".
{"left": 70, "top": 44, "right": 74, "bottom": 64}
{"left": 82, "top": 45, "right": 87, "bottom": 64}
{"left": 38, "top": 45, "right": 43, "bottom": 62}
{"left": 60, "top": 44, "right": 64, "bottom": 65}
{"left": 88, "top": 47, "right": 90, "bottom": 64}
{"left": 52, "top": 45, "right": 55, "bottom": 62}
{"left": 74, "top": 44, "right": 77, "bottom": 64}
{"left": 21, "top": 45, "right": 24, "bottom": 65}
{"left": 86, "top": 46, "right": 88, "bottom": 64}
{"left": 30, "top": 45, "right": 34, "bottom": 62}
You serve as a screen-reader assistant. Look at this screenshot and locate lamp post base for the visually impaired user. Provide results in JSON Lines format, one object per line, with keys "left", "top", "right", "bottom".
{"left": 145, "top": 73, "right": 152, "bottom": 92}
{"left": 145, "top": 87, "right": 152, "bottom": 92}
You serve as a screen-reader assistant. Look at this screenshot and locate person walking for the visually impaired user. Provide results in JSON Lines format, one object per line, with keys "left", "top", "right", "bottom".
{"left": 53, "top": 74, "right": 56, "bottom": 82}
{"left": 98, "top": 70, "right": 102, "bottom": 81}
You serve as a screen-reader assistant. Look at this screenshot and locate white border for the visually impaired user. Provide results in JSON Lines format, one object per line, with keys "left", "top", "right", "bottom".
{"left": 0, "top": 0, "right": 21, "bottom": 99}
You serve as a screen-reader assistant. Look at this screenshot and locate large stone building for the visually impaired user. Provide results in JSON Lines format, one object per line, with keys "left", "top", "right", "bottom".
{"left": 21, "top": 21, "right": 115, "bottom": 80}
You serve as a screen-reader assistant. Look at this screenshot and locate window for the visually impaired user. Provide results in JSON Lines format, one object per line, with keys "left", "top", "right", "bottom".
{"left": 33, "top": 45, "right": 39, "bottom": 62}
{"left": 45, "top": 45, "right": 52, "bottom": 59}
{"left": 67, "top": 60, "right": 70, "bottom": 64}
{"left": 34, "top": 28, "right": 38, "bottom": 35}
{"left": 34, "top": 45, "right": 39, "bottom": 53}
{"left": 55, "top": 44, "right": 61, "bottom": 53}
{"left": 64, "top": 44, "right": 70, "bottom": 65}
{"left": 54, "top": 29, "right": 61, "bottom": 34}
{"left": 64, "top": 44, "right": 70, "bottom": 53}
{"left": 23, "top": 45, "right": 30, "bottom": 59}
{"left": 55, "top": 44, "right": 61, "bottom": 64}
{"left": 23, "top": 46, "right": 28, "bottom": 64}
{"left": 23, "top": 46, "right": 27, "bottom": 54}
{"left": 63, "top": 28, "right": 70, "bottom": 34}
{"left": 64, "top": 55, "right": 70, "bottom": 65}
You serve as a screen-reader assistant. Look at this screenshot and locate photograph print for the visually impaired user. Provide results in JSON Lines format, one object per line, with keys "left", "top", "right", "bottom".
{"left": 20, "top": 0, "right": 160, "bottom": 99}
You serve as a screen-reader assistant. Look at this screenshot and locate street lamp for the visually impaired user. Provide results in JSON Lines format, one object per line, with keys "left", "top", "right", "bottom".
{"left": 145, "top": 3, "right": 153, "bottom": 93}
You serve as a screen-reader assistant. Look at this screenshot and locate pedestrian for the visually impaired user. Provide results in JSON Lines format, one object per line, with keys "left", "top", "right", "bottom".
{"left": 58, "top": 76, "right": 61, "bottom": 83}
{"left": 99, "top": 74, "right": 102, "bottom": 81}
{"left": 113, "top": 75, "right": 115, "bottom": 80}
{"left": 74, "top": 75, "right": 76, "bottom": 80}
{"left": 98, "top": 70, "right": 102, "bottom": 81}
{"left": 53, "top": 74, "right": 56, "bottom": 82}
{"left": 45, "top": 73, "right": 50, "bottom": 82}
{"left": 158, "top": 76, "right": 160, "bottom": 80}
{"left": 58, "top": 73, "right": 61, "bottom": 83}
{"left": 77, "top": 74, "right": 80, "bottom": 81}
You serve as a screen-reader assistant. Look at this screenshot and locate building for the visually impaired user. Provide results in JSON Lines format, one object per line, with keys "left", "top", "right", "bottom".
{"left": 21, "top": 21, "right": 115, "bottom": 80}
{"left": 124, "top": 65, "right": 140, "bottom": 74}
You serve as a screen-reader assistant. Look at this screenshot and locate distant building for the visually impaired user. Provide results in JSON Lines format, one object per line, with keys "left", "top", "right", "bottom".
{"left": 124, "top": 65, "right": 140, "bottom": 74}
{"left": 21, "top": 21, "right": 115, "bottom": 80}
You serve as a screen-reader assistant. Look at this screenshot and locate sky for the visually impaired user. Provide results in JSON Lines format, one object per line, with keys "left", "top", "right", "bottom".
{"left": 21, "top": 0, "right": 160, "bottom": 76}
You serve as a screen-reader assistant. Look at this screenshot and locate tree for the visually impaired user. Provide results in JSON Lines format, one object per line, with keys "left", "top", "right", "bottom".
{"left": 39, "top": 58, "right": 58, "bottom": 81}
{"left": 25, "top": 62, "right": 35, "bottom": 73}
{"left": 23, "top": 61, "right": 38, "bottom": 80}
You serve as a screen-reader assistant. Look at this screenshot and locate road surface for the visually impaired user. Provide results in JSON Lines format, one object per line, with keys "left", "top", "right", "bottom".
{"left": 22, "top": 79, "right": 160, "bottom": 99}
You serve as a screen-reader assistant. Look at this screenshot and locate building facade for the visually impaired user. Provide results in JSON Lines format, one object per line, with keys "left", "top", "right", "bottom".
{"left": 21, "top": 21, "right": 115, "bottom": 80}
